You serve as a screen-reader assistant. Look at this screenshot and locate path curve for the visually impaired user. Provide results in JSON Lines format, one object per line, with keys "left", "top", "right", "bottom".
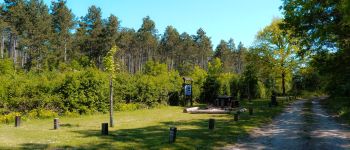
{"left": 223, "top": 98, "right": 350, "bottom": 150}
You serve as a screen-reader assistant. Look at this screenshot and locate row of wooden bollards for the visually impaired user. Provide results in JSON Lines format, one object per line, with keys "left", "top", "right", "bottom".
{"left": 14, "top": 116, "right": 60, "bottom": 130}
{"left": 170, "top": 107, "right": 254, "bottom": 143}
{"left": 13, "top": 108, "right": 255, "bottom": 143}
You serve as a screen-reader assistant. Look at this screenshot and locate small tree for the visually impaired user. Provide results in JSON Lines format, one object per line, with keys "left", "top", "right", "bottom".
{"left": 103, "top": 45, "right": 119, "bottom": 127}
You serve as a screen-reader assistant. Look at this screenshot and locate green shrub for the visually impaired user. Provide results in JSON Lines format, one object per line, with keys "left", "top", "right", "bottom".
{"left": 27, "top": 108, "right": 58, "bottom": 119}
{"left": 114, "top": 103, "right": 146, "bottom": 111}
{"left": 0, "top": 112, "right": 21, "bottom": 124}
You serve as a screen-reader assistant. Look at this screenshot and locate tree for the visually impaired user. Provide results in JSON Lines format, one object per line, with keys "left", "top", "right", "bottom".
{"left": 136, "top": 16, "right": 158, "bottom": 72}
{"left": 234, "top": 42, "right": 246, "bottom": 74}
{"left": 103, "top": 45, "right": 119, "bottom": 127}
{"left": 2, "top": 0, "right": 29, "bottom": 68}
{"left": 159, "top": 26, "right": 180, "bottom": 70}
{"left": 194, "top": 28, "right": 212, "bottom": 69}
{"left": 51, "top": 0, "right": 74, "bottom": 63}
{"left": 178, "top": 32, "right": 197, "bottom": 75}
{"left": 102, "top": 15, "right": 119, "bottom": 59}
{"left": 201, "top": 58, "right": 222, "bottom": 104}
{"left": 253, "top": 19, "right": 300, "bottom": 95}
{"left": 214, "top": 40, "right": 232, "bottom": 72}
{"left": 281, "top": 0, "right": 350, "bottom": 96}
{"left": 25, "top": 0, "right": 53, "bottom": 71}
{"left": 83, "top": 5, "right": 104, "bottom": 68}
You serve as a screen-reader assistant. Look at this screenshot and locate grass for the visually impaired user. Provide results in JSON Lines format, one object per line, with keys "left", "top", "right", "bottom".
{"left": 0, "top": 98, "right": 293, "bottom": 149}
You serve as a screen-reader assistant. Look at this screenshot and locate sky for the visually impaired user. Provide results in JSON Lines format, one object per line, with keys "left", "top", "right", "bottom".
{"left": 20, "top": 0, "right": 284, "bottom": 48}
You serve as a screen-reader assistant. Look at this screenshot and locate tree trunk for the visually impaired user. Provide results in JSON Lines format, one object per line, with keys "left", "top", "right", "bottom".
{"left": 13, "top": 36, "right": 17, "bottom": 69}
{"left": 1, "top": 33, "right": 4, "bottom": 59}
{"left": 248, "top": 83, "right": 251, "bottom": 102}
{"left": 8, "top": 34, "right": 12, "bottom": 58}
{"left": 282, "top": 72, "right": 286, "bottom": 96}
{"left": 64, "top": 39, "right": 67, "bottom": 63}
{"left": 109, "top": 76, "right": 114, "bottom": 127}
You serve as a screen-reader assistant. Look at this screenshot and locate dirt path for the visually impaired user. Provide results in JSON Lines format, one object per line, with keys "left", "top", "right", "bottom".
{"left": 223, "top": 98, "right": 350, "bottom": 150}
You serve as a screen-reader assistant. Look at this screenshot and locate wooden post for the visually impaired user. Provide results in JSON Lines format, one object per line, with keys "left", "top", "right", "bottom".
{"left": 208, "top": 119, "right": 215, "bottom": 130}
{"left": 54, "top": 118, "right": 59, "bottom": 130}
{"left": 249, "top": 108, "right": 253, "bottom": 115}
{"left": 234, "top": 113, "right": 239, "bottom": 121}
{"left": 15, "top": 116, "right": 21, "bottom": 127}
{"left": 101, "top": 123, "right": 108, "bottom": 135}
{"left": 169, "top": 127, "right": 177, "bottom": 143}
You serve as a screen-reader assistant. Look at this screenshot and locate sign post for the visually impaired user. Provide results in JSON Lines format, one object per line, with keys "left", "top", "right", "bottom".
{"left": 183, "top": 77, "right": 193, "bottom": 106}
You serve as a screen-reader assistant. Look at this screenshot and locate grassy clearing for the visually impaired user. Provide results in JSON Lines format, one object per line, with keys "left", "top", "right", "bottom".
{"left": 0, "top": 98, "right": 293, "bottom": 149}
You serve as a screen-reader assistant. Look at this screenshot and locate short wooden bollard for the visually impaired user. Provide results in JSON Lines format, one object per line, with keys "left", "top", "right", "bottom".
{"left": 101, "top": 123, "right": 108, "bottom": 135}
{"left": 169, "top": 127, "right": 177, "bottom": 143}
{"left": 15, "top": 116, "right": 21, "bottom": 127}
{"left": 234, "top": 113, "right": 239, "bottom": 121}
{"left": 249, "top": 108, "right": 253, "bottom": 115}
{"left": 54, "top": 118, "right": 59, "bottom": 129}
{"left": 208, "top": 119, "right": 215, "bottom": 130}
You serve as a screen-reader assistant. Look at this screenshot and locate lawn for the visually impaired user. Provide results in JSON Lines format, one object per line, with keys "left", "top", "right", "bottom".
{"left": 0, "top": 98, "right": 291, "bottom": 149}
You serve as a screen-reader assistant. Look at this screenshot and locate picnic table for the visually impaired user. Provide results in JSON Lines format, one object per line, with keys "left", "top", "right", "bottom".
{"left": 215, "top": 96, "right": 240, "bottom": 108}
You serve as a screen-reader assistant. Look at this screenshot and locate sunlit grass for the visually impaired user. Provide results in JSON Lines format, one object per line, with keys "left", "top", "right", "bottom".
{"left": 0, "top": 98, "right": 293, "bottom": 149}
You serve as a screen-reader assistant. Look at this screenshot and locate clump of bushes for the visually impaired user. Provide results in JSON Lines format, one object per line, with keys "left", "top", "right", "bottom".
{"left": 0, "top": 60, "right": 183, "bottom": 118}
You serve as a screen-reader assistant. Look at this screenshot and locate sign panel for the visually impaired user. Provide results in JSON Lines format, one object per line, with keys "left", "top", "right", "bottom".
{"left": 184, "top": 84, "right": 192, "bottom": 96}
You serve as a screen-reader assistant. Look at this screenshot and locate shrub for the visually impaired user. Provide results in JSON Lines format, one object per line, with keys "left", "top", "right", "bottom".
{"left": 27, "top": 108, "right": 58, "bottom": 119}
{"left": 114, "top": 103, "right": 146, "bottom": 111}
{"left": 0, "top": 112, "right": 21, "bottom": 124}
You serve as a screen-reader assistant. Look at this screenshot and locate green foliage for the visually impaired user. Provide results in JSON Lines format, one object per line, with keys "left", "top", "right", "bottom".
{"left": 240, "top": 64, "right": 259, "bottom": 99}
{"left": 0, "top": 112, "right": 21, "bottom": 124}
{"left": 114, "top": 103, "right": 146, "bottom": 111}
{"left": 323, "top": 97, "right": 350, "bottom": 124}
{"left": 189, "top": 66, "right": 207, "bottom": 102}
{"left": 282, "top": 0, "right": 350, "bottom": 97}
{"left": 27, "top": 108, "right": 58, "bottom": 119}
{"left": 201, "top": 58, "right": 223, "bottom": 103}
{"left": 0, "top": 59, "right": 14, "bottom": 75}
{"left": 217, "top": 73, "right": 235, "bottom": 96}
{"left": 55, "top": 68, "right": 108, "bottom": 114}
{"left": 134, "top": 61, "right": 182, "bottom": 106}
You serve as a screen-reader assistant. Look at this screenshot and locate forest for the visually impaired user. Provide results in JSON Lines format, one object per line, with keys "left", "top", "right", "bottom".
{"left": 0, "top": 0, "right": 349, "bottom": 121}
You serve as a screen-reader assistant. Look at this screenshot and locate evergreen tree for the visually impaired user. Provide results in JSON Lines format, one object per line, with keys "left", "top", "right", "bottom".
{"left": 117, "top": 28, "right": 137, "bottom": 73}
{"left": 83, "top": 5, "right": 104, "bottom": 68}
{"left": 51, "top": 0, "right": 74, "bottom": 63}
{"left": 25, "top": 0, "right": 52, "bottom": 71}
{"left": 136, "top": 16, "right": 158, "bottom": 72}
{"left": 101, "top": 14, "right": 119, "bottom": 59}
{"left": 194, "top": 28, "right": 212, "bottom": 69}
{"left": 214, "top": 40, "right": 232, "bottom": 72}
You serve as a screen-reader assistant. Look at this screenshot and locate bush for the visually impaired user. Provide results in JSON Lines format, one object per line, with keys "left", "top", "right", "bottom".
{"left": 27, "top": 108, "right": 58, "bottom": 119}
{"left": 0, "top": 112, "right": 21, "bottom": 124}
{"left": 114, "top": 103, "right": 146, "bottom": 111}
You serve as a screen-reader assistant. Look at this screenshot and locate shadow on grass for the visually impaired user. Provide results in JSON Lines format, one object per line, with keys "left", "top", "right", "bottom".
{"left": 6, "top": 99, "right": 291, "bottom": 149}
{"left": 66, "top": 118, "right": 250, "bottom": 149}
{"left": 60, "top": 111, "right": 280, "bottom": 149}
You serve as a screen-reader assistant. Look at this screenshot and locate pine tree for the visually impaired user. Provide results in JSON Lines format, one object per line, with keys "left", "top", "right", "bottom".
{"left": 214, "top": 40, "right": 232, "bottom": 72}
{"left": 101, "top": 14, "right": 119, "bottom": 61}
{"left": 83, "top": 5, "right": 104, "bottom": 68}
{"left": 51, "top": 0, "right": 74, "bottom": 63}
{"left": 25, "top": 0, "right": 53, "bottom": 71}
{"left": 136, "top": 16, "right": 158, "bottom": 72}
{"left": 194, "top": 28, "right": 212, "bottom": 69}
{"left": 159, "top": 26, "right": 180, "bottom": 70}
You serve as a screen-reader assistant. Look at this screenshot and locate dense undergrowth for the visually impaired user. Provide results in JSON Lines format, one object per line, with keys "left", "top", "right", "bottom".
{"left": 322, "top": 97, "right": 350, "bottom": 124}
{"left": 0, "top": 58, "right": 282, "bottom": 123}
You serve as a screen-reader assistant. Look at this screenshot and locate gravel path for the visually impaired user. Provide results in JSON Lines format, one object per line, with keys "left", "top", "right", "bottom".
{"left": 223, "top": 98, "right": 350, "bottom": 150}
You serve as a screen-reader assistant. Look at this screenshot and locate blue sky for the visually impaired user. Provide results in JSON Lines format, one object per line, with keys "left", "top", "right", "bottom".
{"left": 18, "top": 0, "right": 283, "bottom": 48}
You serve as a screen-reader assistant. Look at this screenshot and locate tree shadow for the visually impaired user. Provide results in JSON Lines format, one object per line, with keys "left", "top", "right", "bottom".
{"left": 20, "top": 143, "right": 49, "bottom": 150}
{"left": 0, "top": 103, "right": 283, "bottom": 149}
